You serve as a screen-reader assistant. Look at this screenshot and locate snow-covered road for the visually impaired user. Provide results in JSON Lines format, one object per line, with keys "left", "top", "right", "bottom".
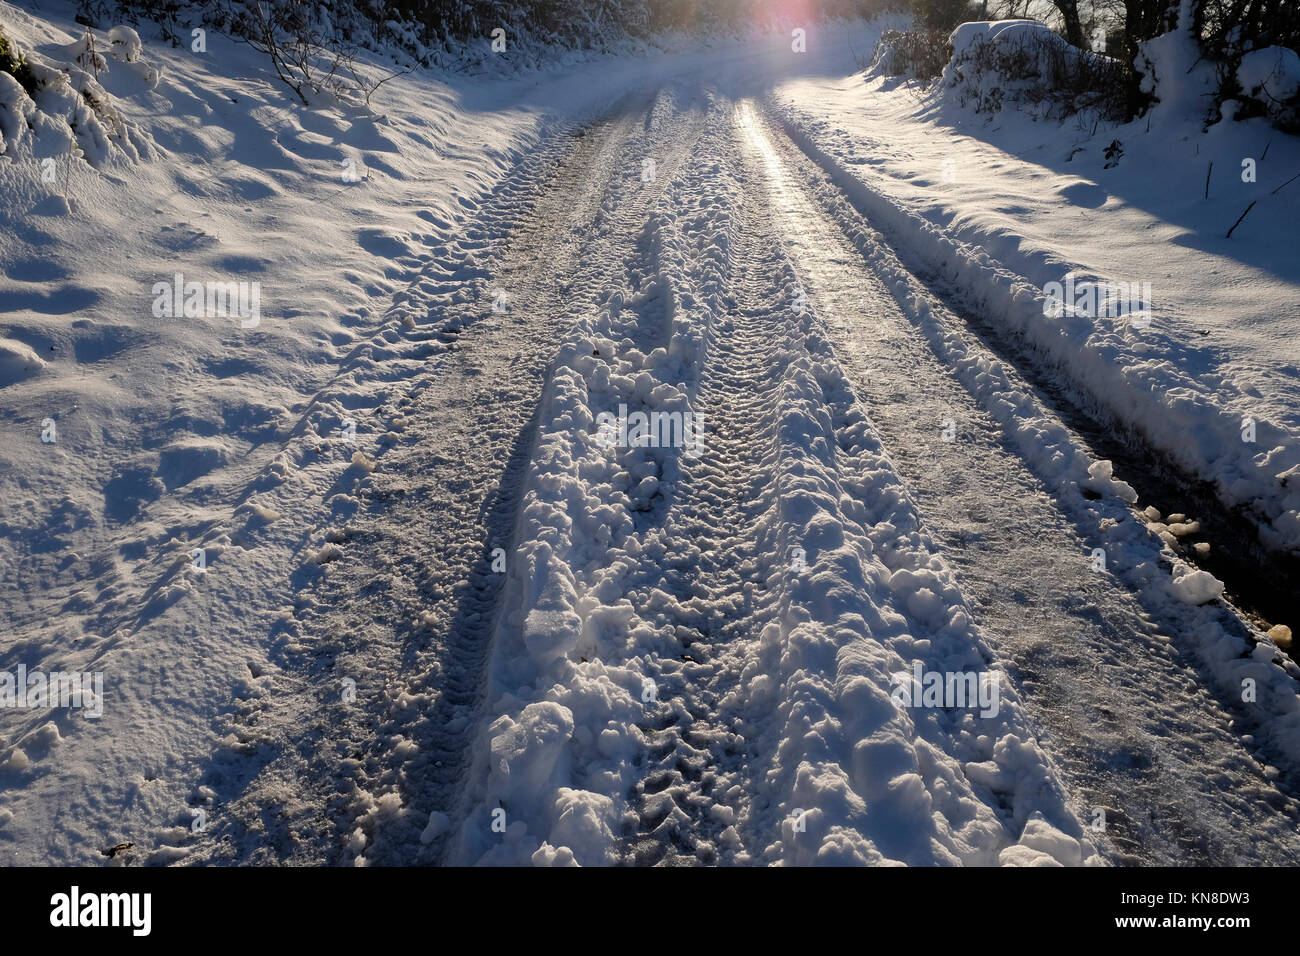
{"left": 177, "top": 82, "right": 1300, "bottom": 867}
{"left": 4, "top": 9, "right": 1299, "bottom": 866}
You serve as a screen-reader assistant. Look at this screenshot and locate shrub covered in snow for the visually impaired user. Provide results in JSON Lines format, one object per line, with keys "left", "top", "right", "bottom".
{"left": 0, "top": 25, "right": 152, "bottom": 165}
{"left": 911, "top": 0, "right": 974, "bottom": 32}
{"left": 1129, "top": 0, "right": 1300, "bottom": 132}
{"left": 0, "top": 27, "right": 39, "bottom": 95}
{"left": 84, "top": 0, "right": 656, "bottom": 68}
{"left": 941, "top": 20, "right": 1127, "bottom": 121}
{"left": 108, "top": 24, "right": 144, "bottom": 62}
{"left": 1200, "top": 0, "right": 1300, "bottom": 127}
{"left": 1133, "top": 1, "right": 1218, "bottom": 127}
{"left": 1234, "top": 46, "right": 1300, "bottom": 131}
{"left": 870, "top": 28, "right": 952, "bottom": 82}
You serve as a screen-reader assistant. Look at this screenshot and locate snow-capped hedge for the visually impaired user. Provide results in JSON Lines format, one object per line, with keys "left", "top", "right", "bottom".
{"left": 869, "top": 27, "right": 951, "bottom": 82}
{"left": 1235, "top": 46, "right": 1300, "bottom": 130}
{"left": 1136, "top": 0, "right": 1300, "bottom": 131}
{"left": 941, "top": 20, "right": 1126, "bottom": 120}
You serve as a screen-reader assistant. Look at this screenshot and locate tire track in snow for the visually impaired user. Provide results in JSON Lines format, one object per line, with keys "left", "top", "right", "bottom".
{"left": 418, "top": 85, "right": 711, "bottom": 865}
{"left": 620, "top": 220, "right": 780, "bottom": 864}
{"left": 179, "top": 84, "right": 711, "bottom": 865}
{"left": 739, "top": 99, "right": 1300, "bottom": 864}
{"left": 705, "top": 108, "right": 1093, "bottom": 866}
{"left": 442, "top": 93, "right": 743, "bottom": 866}
{"left": 454, "top": 95, "right": 1096, "bottom": 866}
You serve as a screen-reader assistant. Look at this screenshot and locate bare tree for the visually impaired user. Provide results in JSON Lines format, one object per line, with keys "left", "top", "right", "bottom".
{"left": 1051, "top": 0, "right": 1085, "bottom": 45}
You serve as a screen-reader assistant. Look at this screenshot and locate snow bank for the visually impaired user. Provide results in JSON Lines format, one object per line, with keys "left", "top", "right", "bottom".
{"left": 770, "top": 100, "right": 1300, "bottom": 557}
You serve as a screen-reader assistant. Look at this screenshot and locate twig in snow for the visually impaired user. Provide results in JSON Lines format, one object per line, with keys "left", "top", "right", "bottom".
{"left": 1225, "top": 200, "right": 1257, "bottom": 239}
{"left": 1204, "top": 161, "right": 1212, "bottom": 199}
{"left": 345, "top": 59, "right": 413, "bottom": 107}
{"left": 1272, "top": 170, "right": 1300, "bottom": 195}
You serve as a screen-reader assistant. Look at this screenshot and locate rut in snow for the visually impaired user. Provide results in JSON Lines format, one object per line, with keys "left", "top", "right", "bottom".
{"left": 447, "top": 94, "right": 1098, "bottom": 867}
{"left": 180, "top": 82, "right": 711, "bottom": 865}
{"left": 737, "top": 98, "right": 1300, "bottom": 864}
{"left": 621, "top": 192, "right": 782, "bottom": 865}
